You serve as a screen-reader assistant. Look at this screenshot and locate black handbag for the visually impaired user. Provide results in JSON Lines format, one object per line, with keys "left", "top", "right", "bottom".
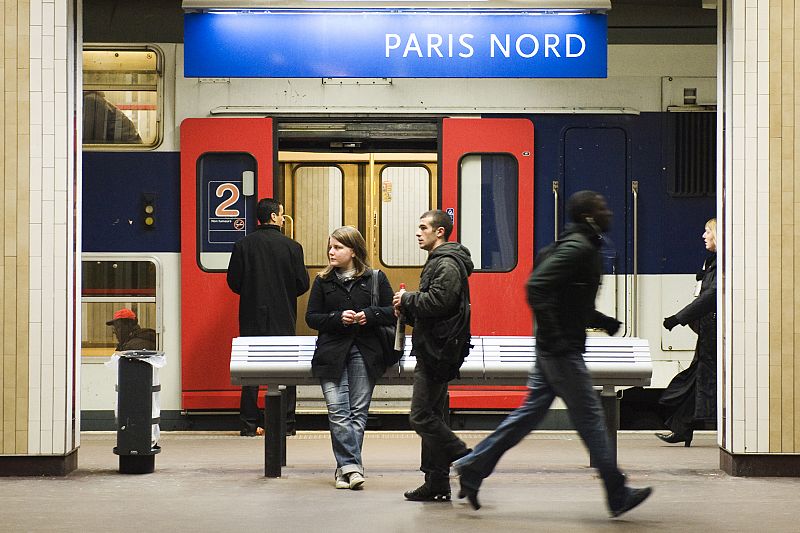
{"left": 371, "top": 270, "right": 403, "bottom": 367}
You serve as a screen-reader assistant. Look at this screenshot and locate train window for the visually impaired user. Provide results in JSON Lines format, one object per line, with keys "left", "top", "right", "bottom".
{"left": 82, "top": 46, "right": 163, "bottom": 149}
{"left": 81, "top": 259, "right": 160, "bottom": 361}
{"left": 198, "top": 153, "right": 258, "bottom": 272}
{"left": 293, "top": 165, "right": 344, "bottom": 266}
{"left": 380, "top": 165, "right": 430, "bottom": 267}
{"left": 459, "top": 153, "right": 518, "bottom": 272}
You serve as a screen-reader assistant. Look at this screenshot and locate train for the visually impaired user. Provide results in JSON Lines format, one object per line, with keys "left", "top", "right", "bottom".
{"left": 78, "top": 8, "right": 717, "bottom": 429}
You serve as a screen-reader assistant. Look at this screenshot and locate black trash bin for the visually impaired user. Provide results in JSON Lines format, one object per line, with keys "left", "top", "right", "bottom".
{"left": 113, "top": 350, "right": 163, "bottom": 474}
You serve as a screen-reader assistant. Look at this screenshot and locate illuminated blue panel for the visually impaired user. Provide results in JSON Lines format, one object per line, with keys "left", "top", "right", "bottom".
{"left": 184, "top": 11, "right": 607, "bottom": 78}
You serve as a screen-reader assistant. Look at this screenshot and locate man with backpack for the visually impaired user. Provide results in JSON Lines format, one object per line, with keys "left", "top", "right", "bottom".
{"left": 393, "top": 209, "right": 473, "bottom": 502}
{"left": 453, "top": 190, "right": 653, "bottom": 518}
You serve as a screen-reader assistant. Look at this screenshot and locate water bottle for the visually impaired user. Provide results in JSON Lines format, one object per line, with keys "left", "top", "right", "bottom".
{"left": 394, "top": 283, "right": 406, "bottom": 352}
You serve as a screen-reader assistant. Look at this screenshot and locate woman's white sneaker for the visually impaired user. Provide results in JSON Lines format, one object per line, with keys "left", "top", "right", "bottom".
{"left": 348, "top": 472, "right": 365, "bottom": 490}
{"left": 335, "top": 472, "right": 350, "bottom": 489}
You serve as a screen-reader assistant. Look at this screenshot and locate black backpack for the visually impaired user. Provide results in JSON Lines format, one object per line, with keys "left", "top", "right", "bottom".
{"left": 420, "top": 271, "right": 472, "bottom": 383}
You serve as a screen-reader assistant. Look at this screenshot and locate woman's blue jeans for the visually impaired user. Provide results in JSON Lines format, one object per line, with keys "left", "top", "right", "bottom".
{"left": 320, "top": 347, "right": 376, "bottom": 476}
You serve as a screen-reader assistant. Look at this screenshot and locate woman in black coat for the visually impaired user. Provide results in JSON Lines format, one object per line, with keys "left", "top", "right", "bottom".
{"left": 306, "top": 226, "right": 395, "bottom": 490}
{"left": 657, "top": 218, "right": 717, "bottom": 447}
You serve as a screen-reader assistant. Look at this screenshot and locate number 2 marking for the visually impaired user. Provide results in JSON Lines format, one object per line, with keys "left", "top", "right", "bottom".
{"left": 215, "top": 183, "right": 240, "bottom": 217}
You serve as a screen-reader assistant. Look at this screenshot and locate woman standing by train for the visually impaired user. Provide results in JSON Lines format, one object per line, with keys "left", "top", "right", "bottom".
{"left": 657, "top": 218, "right": 718, "bottom": 447}
{"left": 306, "top": 226, "right": 396, "bottom": 489}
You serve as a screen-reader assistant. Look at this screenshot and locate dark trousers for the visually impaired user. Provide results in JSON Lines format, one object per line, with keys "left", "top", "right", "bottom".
{"left": 240, "top": 385, "right": 297, "bottom": 434}
{"left": 409, "top": 361, "right": 469, "bottom": 487}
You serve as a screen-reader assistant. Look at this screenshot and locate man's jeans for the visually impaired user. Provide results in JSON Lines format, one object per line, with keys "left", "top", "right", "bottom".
{"left": 409, "top": 361, "right": 469, "bottom": 487}
{"left": 320, "top": 347, "right": 376, "bottom": 476}
{"left": 455, "top": 353, "right": 624, "bottom": 495}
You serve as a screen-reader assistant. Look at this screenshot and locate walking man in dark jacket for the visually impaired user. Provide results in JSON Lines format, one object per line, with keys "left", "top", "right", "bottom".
{"left": 453, "top": 191, "right": 652, "bottom": 518}
{"left": 393, "top": 209, "right": 473, "bottom": 501}
{"left": 227, "top": 198, "right": 310, "bottom": 436}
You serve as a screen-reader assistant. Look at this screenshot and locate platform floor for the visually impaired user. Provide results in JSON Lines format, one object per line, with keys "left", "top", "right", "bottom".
{"left": 2, "top": 431, "right": 799, "bottom": 532}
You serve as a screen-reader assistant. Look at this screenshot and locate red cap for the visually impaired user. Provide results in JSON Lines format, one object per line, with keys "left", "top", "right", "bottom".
{"left": 106, "top": 308, "right": 136, "bottom": 325}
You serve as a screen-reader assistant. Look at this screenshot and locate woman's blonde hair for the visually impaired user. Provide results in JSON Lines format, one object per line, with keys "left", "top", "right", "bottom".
{"left": 318, "top": 226, "right": 370, "bottom": 279}
{"left": 706, "top": 218, "right": 717, "bottom": 250}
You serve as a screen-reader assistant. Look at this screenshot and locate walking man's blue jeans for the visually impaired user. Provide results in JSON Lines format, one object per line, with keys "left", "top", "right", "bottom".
{"left": 455, "top": 353, "right": 625, "bottom": 496}
{"left": 320, "top": 347, "right": 376, "bottom": 476}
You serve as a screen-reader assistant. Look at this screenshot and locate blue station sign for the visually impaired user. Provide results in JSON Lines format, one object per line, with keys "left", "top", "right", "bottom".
{"left": 184, "top": 10, "right": 607, "bottom": 79}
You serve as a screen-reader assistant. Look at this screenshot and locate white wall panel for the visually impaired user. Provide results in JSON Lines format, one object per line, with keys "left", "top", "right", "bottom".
{"left": 25, "top": 0, "right": 79, "bottom": 457}
{"left": 175, "top": 45, "right": 716, "bottom": 121}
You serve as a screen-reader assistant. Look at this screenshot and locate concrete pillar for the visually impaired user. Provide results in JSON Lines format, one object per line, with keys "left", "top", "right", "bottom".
{"left": 0, "top": 0, "right": 81, "bottom": 476}
{"left": 719, "top": 0, "right": 800, "bottom": 475}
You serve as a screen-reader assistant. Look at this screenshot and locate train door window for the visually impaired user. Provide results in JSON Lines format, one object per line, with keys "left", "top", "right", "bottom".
{"left": 380, "top": 165, "right": 430, "bottom": 267}
{"left": 80, "top": 258, "right": 160, "bottom": 361}
{"left": 459, "top": 154, "right": 518, "bottom": 271}
{"left": 82, "top": 46, "right": 163, "bottom": 149}
{"left": 293, "top": 165, "right": 344, "bottom": 266}
{"left": 198, "top": 153, "right": 258, "bottom": 272}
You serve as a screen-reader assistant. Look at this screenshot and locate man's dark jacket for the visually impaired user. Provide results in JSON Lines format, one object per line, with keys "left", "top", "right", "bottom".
{"left": 111, "top": 319, "right": 156, "bottom": 351}
{"left": 306, "top": 270, "right": 395, "bottom": 382}
{"left": 401, "top": 242, "right": 473, "bottom": 379}
{"left": 528, "top": 222, "right": 617, "bottom": 357}
{"left": 226, "top": 224, "right": 310, "bottom": 336}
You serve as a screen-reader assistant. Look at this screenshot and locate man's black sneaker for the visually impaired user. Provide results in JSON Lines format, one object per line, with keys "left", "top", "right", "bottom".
{"left": 457, "top": 482, "right": 481, "bottom": 510}
{"left": 610, "top": 486, "right": 653, "bottom": 517}
{"left": 404, "top": 483, "right": 451, "bottom": 501}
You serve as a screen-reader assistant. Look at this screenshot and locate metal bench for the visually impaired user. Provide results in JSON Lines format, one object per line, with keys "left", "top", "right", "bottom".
{"left": 230, "top": 335, "right": 652, "bottom": 477}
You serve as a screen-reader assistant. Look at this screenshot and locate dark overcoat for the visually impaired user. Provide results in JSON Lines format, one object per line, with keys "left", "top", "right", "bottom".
{"left": 660, "top": 254, "right": 717, "bottom": 421}
{"left": 226, "top": 224, "right": 310, "bottom": 336}
{"left": 306, "top": 269, "right": 395, "bottom": 382}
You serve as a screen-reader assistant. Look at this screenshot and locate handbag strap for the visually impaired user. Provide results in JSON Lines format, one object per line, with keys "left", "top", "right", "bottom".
{"left": 371, "top": 269, "right": 379, "bottom": 307}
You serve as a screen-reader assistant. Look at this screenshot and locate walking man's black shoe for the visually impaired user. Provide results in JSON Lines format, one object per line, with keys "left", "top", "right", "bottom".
{"left": 610, "top": 487, "right": 653, "bottom": 518}
{"left": 404, "top": 483, "right": 451, "bottom": 501}
{"left": 457, "top": 482, "right": 481, "bottom": 510}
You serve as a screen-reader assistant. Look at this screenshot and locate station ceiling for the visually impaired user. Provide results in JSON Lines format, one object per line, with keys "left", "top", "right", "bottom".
{"left": 84, "top": 0, "right": 716, "bottom": 45}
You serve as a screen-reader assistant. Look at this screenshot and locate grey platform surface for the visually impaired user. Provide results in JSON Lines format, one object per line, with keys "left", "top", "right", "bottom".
{"left": 2, "top": 431, "right": 799, "bottom": 532}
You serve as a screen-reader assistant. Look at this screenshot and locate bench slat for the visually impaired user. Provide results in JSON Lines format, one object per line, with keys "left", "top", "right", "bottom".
{"left": 231, "top": 335, "right": 652, "bottom": 388}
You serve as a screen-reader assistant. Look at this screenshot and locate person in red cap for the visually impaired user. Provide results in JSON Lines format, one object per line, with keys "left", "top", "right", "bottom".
{"left": 106, "top": 308, "right": 156, "bottom": 352}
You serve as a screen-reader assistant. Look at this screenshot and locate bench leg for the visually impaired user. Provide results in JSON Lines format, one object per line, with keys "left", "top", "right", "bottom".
{"left": 600, "top": 385, "right": 619, "bottom": 469}
{"left": 279, "top": 386, "right": 287, "bottom": 467}
{"left": 264, "top": 386, "right": 282, "bottom": 478}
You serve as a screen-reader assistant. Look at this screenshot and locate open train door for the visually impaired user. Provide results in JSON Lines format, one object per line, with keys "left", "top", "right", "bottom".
{"left": 180, "top": 118, "right": 274, "bottom": 409}
{"left": 441, "top": 118, "right": 534, "bottom": 408}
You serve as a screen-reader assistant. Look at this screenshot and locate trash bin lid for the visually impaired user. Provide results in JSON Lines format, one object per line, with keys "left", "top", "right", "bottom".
{"left": 119, "top": 350, "right": 164, "bottom": 359}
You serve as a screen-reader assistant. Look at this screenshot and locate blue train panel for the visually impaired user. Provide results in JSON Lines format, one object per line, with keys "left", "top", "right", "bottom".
{"left": 83, "top": 152, "right": 181, "bottom": 253}
{"left": 528, "top": 112, "right": 714, "bottom": 274}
